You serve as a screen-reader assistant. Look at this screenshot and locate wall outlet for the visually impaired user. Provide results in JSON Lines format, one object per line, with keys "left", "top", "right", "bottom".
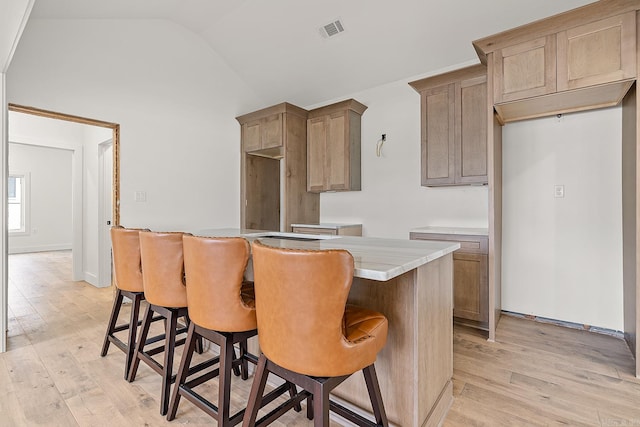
{"left": 554, "top": 185, "right": 565, "bottom": 198}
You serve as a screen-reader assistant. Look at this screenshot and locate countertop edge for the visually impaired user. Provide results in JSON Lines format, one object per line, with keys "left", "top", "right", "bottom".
{"left": 355, "top": 243, "right": 459, "bottom": 280}
{"left": 291, "top": 223, "right": 362, "bottom": 229}
{"left": 410, "top": 226, "right": 489, "bottom": 236}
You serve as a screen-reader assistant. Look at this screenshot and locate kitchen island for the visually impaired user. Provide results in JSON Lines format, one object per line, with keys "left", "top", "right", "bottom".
{"left": 198, "top": 229, "right": 459, "bottom": 427}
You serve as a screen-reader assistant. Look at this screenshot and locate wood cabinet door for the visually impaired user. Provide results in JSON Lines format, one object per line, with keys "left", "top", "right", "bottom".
{"left": 455, "top": 75, "right": 488, "bottom": 185}
{"left": 494, "top": 35, "right": 557, "bottom": 103}
{"left": 307, "top": 116, "right": 327, "bottom": 192}
{"left": 243, "top": 120, "right": 261, "bottom": 152}
{"left": 326, "top": 111, "right": 349, "bottom": 191}
{"left": 422, "top": 84, "right": 455, "bottom": 186}
{"left": 557, "top": 12, "right": 636, "bottom": 91}
{"left": 307, "top": 111, "right": 350, "bottom": 192}
{"left": 453, "top": 252, "right": 488, "bottom": 322}
{"left": 243, "top": 114, "right": 282, "bottom": 152}
{"left": 261, "top": 113, "right": 283, "bottom": 150}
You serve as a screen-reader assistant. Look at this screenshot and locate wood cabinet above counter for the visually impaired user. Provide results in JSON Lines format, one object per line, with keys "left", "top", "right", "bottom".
{"left": 409, "top": 64, "right": 488, "bottom": 186}
{"left": 307, "top": 99, "right": 366, "bottom": 193}
{"left": 236, "top": 103, "right": 318, "bottom": 232}
{"left": 473, "top": 2, "right": 639, "bottom": 123}
{"left": 236, "top": 102, "right": 308, "bottom": 159}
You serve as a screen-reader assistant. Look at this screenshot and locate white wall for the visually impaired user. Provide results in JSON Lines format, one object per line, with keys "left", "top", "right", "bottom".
{"left": 8, "top": 111, "right": 113, "bottom": 285}
{"left": 8, "top": 113, "right": 82, "bottom": 259}
{"left": 7, "top": 18, "right": 262, "bottom": 233}
{"left": 8, "top": 142, "right": 72, "bottom": 253}
{"left": 1, "top": 73, "right": 7, "bottom": 353}
{"left": 311, "top": 67, "right": 489, "bottom": 239}
{"left": 9, "top": 109, "right": 85, "bottom": 146}
{"left": 502, "top": 108, "right": 623, "bottom": 331}
{"left": 1, "top": 0, "right": 34, "bottom": 353}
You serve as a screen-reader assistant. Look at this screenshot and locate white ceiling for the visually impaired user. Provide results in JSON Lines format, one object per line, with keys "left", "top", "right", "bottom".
{"left": 29, "top": 0, "right": 595, "bottom": 106}
{"left": 2, "top": 0, "right": 34, "bottom": 72}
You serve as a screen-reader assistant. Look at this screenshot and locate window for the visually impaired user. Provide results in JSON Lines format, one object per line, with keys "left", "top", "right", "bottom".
{"left": 8, "top": 173, "right": 29, "bottom": 234}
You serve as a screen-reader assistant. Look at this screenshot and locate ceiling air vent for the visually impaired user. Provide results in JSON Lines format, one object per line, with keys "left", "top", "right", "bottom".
{"left": 319, "top": 19, "right": 345, "bottom": 39}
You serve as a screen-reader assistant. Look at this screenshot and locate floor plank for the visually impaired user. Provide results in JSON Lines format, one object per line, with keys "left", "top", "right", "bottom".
{"left": 3, "top": 251, "right": 640, "bottom": 426}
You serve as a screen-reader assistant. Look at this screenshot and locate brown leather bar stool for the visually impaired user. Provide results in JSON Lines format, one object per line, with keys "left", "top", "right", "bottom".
{"left": 244, "top": 240, "right": 389, "bottom": 427}
{"left": 167, "top": 235, "right": 299, "bottom": 426}
{"left": 101, "top": 226, "right": 163, "bottom": 379}
{"left": 127, "top": 231, "right": 195, "bottom": 416}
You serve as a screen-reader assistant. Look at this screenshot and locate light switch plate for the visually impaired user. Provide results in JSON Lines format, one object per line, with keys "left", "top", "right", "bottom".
{"left": 554, "top": 185, "right": 565, "bottom": 198}
{"left": 135, "top": 191, "right": 147, "bottom": 202}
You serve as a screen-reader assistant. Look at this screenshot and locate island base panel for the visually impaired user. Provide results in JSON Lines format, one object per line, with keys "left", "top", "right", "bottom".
{"left": 333, "top": 254, "right": 454, "bottom": 427}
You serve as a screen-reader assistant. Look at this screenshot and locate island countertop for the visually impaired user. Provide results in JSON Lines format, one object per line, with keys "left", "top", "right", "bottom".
{"left": 197, "top": 229, "right": 459, "bottom": 282}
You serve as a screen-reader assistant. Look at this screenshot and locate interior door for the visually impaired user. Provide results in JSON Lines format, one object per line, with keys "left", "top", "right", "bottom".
{"left": 98, "top": 141, "right": 113, "bottom": 287}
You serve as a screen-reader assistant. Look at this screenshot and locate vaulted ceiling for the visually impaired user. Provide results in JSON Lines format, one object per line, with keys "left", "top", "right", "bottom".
{"left": 29, "top": 0, "right": 595, "bottom": 106}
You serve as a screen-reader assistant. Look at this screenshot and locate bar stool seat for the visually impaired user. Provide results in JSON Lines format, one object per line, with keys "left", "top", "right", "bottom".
{"left": 243, "top": 240, "right": 389, "bottom": 427}
{"left": 167, "top": 235, "right": 299, "bottom": 426}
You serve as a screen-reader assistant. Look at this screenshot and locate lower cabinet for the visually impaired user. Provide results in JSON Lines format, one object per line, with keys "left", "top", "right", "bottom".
{"left": 452, "top": 251, "right": 488, "bottom": 323}
{"left": 410, "top": 230, "right": 489, "bottom": 328}
{"left": 291, "top": 223, "right": 362, "bottom": 236}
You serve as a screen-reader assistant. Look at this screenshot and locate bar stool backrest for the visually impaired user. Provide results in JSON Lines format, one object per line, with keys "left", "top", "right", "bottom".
{"left": 111, "top": 226, "right": 147, "bottom": 293}
{"left": 251, "top": 240, "right": 366, "bottom": 377}
{"left": 182, "top": 235, "right": 254, "bottom": 332}
{"left": 139, "top": 231, "right": 188, "bottom": 308}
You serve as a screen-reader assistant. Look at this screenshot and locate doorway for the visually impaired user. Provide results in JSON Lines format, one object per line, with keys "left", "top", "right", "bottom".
{"left": 3, "top": 104, "right": 120, "bottom": 352}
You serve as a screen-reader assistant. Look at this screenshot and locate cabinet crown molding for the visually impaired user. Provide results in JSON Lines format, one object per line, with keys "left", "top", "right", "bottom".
{"left": 308, "top": 98, "right": 367, "bottom": 119}
{"left": 236, "top": 102, "right": 308, "bottom": 124}
{"left": 409, "top": 64, "right": 487, "bottom": 93}
{"left": 472, "top": 0, "right": 640, "bottom": 64}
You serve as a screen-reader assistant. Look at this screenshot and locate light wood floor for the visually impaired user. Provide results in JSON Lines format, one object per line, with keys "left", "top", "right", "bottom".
{"left": 3, "top": 251, "right": 640, "bottom": 426}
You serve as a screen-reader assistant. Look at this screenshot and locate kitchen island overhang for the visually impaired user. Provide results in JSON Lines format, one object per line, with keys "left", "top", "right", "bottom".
{"left": 198, "top": 229, "right": 459, "bottom": 427}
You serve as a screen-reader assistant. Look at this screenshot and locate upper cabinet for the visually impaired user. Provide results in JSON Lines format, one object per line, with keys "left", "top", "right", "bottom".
{"left": 236, "top": 103, "right": 319, "bottom": 232}
{"left": 474, "top": 3, "right": 638, "bottom": 123}
{"left": 557, "top": 12, "right": 636, "bottom": 91}
{"left": 242, "top": 112, "right": 283, "bottom": 153}
{"left": 494, "top": 35, "right": 557, "bottom": 103}
{"left": 409, "top": 64, "right": 488, "bottom": 186}
{"left": 307, "top": 99, "right": 367, "bottom": 193}
{"left": 237, "top": 103, "right": 308, "bottom": 159}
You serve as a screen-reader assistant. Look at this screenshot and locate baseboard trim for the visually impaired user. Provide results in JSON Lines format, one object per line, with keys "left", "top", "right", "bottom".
{"left": 84, "top": 272, "right": 106, "bottom": 288}
{"left": 8, "top": 244, "right": 72, "bottom": 254}
{"left": 501, "top": 310, "right": 624, "bottom": 339}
